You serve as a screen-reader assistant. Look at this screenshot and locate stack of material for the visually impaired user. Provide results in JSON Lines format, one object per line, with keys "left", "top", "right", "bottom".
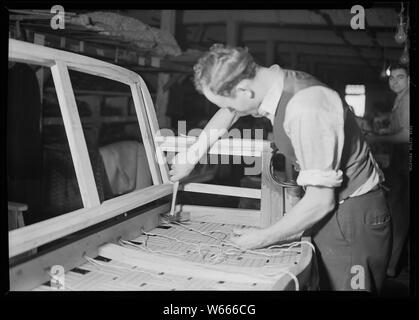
{"left": 69, "top": 11, "right": 182, "bottom": 57}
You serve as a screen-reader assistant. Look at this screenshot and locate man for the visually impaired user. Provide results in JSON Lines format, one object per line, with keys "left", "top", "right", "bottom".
{"left": 367, "top": 64, "right": 410, "bottom": 277}
{"left": 169, "top": 44, "right": 391, "bottom": 292}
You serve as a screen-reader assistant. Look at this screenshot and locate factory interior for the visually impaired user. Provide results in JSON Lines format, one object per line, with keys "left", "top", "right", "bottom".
{"left": 6, "top": 6, "right": 411, "bottom": 295}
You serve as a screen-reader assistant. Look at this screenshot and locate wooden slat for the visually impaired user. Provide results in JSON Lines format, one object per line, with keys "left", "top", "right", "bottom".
{"left": 10, "top": 203, "right": 169, "bottom": 291}
{"left": 177, "top": 205, "right": 261, "bottom": 227}
{"left": 271, "top": 236, "right": 315, "bottom": 290}
{"left": 99, "top": 243, "right": 284, "bottom": 285}
{"left": 43, "top": 116, "right": 138, "bottom": 125}
{"left": 260, "top": 149, "right": 285, "bottom": 227}
{"left": 44, "top": 88, "right": 132, "bottom": 97}
{"left": 137, "top": 77, "right": 171, "bottom": 183}
{"left": 51, "top": 60, "right": 100, "bottom": 208}
{"left": 154, "top": 10, "right": 175, "bottom": 128}
{"left": 155, "top": 73, "right": 170, "bottom": 127}
{"left": 156, "top": 136, "right": 270, "bottom": 157}
{"left": 9, "top": 184, "right": 173, "bottom": 258}
{"left": 9, "top": 39, "right": 139, "bottom": 85}
{"left": 130, "top": 82, "right": 163, "bottom": 185}
{"left": 183, "top": 183, "right": 261, "bottom": 199}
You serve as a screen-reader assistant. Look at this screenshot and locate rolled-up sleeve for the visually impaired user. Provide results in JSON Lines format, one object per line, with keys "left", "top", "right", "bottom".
{"left": 283, "top": 86, "right": 345, "bottom": 188}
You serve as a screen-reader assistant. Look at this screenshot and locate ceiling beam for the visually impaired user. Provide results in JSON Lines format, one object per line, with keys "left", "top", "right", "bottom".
{"left": 182, "top": 22, "right": 395, "bottom": 33}
{"left": 297, "top": 53, "right": 381, "bottom": 66}
{"left": 259, "top": 42, "right": 400, "bottom": 60}
{"left": 315, "top": 63, "right": 382, "bottom": 79}
{"left": 240, "top": 22, "right": 394, "bottom": 33}
{"left": 187, "top": 39, "right": 402, "bottom": 51}
{"left": 186, "top": 39, "right": 401, "bottom": 62}
{"left": 180, "top": 9, "right": 398, "bottom": 27}
{"left": 187, "top": 25, "right": 398, "bottom": 48}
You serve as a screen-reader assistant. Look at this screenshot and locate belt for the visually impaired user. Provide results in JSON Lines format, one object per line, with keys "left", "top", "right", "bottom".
{"left": 338, "top": 184, "right": 382, "bottom": 205}
{"left": 369, "top": 184, "right": 381, "bottom": 193}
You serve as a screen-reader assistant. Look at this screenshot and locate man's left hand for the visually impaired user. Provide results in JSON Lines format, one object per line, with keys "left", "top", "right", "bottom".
{"left": 229, "top": 228, "right": 269, "bottom": 250}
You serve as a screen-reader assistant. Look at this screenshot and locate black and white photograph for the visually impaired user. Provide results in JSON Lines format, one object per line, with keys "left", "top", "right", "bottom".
{"left": 3, "top": 1, "right": 415, "bottom": 303}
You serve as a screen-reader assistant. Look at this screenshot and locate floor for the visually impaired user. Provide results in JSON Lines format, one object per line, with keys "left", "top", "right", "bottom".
{"left": 381, "top": 244, "right": 410, "bottom": 297}
{"left": 381, "top": 267, "right": 410, "bottom": 296}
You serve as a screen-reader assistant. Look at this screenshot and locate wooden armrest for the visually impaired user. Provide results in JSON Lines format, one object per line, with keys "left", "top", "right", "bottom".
{"left": 8, "top": 202, "right": 28, "bottom": 212}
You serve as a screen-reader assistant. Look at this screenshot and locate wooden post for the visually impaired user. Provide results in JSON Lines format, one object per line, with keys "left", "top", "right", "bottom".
{"left": 266, "top": 40, "right": 275, "bottom": 66}
{"left": 289, "top": 45, "right": 298, "bottom": 69}
{"left": 309, "top": 60, "right": 316, "bottom": 75}
{"left": 260, "top": 148, "right": 285, "bottom": 228}
{"left": 50, "top": 61, "right": 100, "bottom": 208}
{"left": 33, "top": 33, "right": 45, "bottom": 102}
{"left": 155, "top": 10, "right": 176, "bottom": 128}
{"left": 130, "top": 82, "right": 165, "bottom": 184}
{"left": 226, "top": 20, "right": 239, "bottom": 46}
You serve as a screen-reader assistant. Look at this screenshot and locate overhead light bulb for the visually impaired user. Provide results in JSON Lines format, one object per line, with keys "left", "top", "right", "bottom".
{"left": 400, "top": 45, "right": 409, "bottom": 64}
{"left": 386, "top": 66, "right": 391, "bottom": 76}
{"left": 395, "top": 22, "right": 407, "bottom": 44}
{"left": 395, "top": 3, "right": 408, "bottom": 44}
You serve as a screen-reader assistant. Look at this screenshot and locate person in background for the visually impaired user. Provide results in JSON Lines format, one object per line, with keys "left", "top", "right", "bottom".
{"left": 170, "top": 44, "right": 391, "bottom": 292}
{"left": 366, "top": 64, "right": 410, "bottom": 277}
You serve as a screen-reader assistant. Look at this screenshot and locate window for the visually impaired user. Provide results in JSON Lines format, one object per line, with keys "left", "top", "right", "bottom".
{"left": 68, "top": 70, "right": 153, "bottom": 200}
{"left": 345, "top": 85, "right": 366, "bottom": 118}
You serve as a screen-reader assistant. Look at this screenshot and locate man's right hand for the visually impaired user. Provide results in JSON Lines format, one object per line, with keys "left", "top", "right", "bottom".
{"left": 169, "top": 151, "right": 196, "bottom": 182}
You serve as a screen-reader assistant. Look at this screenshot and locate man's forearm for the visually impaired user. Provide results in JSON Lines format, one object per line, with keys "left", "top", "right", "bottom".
{"left": 260, "top": 188, "right": 335, "bottom": 246}
{"left": 187, "top": 108, "right": 239, "bottom": 163}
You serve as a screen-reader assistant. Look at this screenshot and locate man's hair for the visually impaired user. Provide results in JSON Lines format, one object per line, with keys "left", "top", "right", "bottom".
{"left": 193, "top": 43, "right": 258, "bottom": 97}
{"left": 390, "top": 63, "right": 409, "bottom": 76}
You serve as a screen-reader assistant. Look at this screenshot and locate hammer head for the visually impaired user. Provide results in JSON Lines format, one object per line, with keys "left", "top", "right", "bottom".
{"left": 161, "top": 211, "right": 191, "bottom": 223}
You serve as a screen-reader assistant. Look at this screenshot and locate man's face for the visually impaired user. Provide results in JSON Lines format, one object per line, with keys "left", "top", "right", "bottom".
{"left": 202, "top": 86, "right": 261, "bottom": 116}
{"left": 389, "top": 68, "right": 409, "bottom": 94}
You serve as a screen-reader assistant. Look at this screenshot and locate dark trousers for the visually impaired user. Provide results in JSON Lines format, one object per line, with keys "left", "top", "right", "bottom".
{"left": 312, "top": 188, "right": 392, "bottom": 292}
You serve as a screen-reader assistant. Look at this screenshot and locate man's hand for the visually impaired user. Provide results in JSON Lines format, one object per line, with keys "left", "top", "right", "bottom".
{"left": 230, "top": 186, "right": 335, "bottom": 251}
{"left": 169, "top": 151, "right": 196, "bottom": 182}
{"left": 229, "top": 228, "right": 269, "bottom": 250}
{"left": 230, "top": 227, "right": 304, "bottom": 250}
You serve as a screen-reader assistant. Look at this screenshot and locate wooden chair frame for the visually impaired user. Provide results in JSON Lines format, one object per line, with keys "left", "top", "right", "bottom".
{"left": 8, "top": 39, "right": 287, "bottom": 258}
